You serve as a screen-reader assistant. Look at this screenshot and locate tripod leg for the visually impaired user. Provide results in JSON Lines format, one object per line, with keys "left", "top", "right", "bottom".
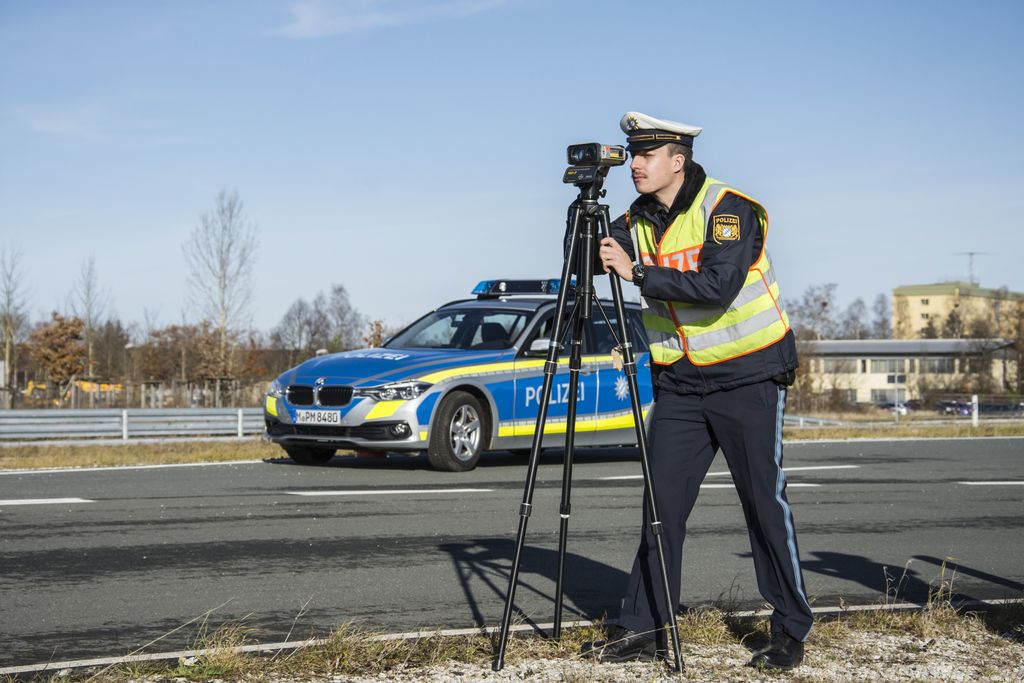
{"left": 597, "top": 208, "right": 684, "bottom": 674}
{"left": 553, "top": 292, "right": 589, "bottom": 638}
{"left": 553, "top": 199, "right": 598, "bottom": 639}
{"left": 494, "top": 203, "right": 585, "bottom": 672}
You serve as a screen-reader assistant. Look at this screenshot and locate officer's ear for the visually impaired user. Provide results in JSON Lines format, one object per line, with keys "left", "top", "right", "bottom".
{"left": 672, "top": 154, "right": 685, "bottom": 173}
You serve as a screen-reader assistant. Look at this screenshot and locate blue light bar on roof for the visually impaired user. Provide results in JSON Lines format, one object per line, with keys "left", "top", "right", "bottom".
{"left": 472, "top": 279, "right": 571, "bottom": 298}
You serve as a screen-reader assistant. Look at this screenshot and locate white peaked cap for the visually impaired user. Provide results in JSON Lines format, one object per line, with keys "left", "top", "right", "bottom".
{"left": 620, "top": 111, "right": 702, "bottom": 150}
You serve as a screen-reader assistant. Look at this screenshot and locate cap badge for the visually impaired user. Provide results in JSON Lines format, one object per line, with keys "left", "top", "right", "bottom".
{"left": 626, "top": 114, "right": 640, "bottom": 131}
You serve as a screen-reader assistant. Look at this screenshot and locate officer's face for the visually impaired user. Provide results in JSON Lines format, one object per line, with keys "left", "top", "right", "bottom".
{"left": 630, "top": 146, "right": 684, "bottom": 196}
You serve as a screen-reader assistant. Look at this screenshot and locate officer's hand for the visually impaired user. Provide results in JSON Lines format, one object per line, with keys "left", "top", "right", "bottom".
{"left": 599, "top": 237, "right": 633, "bottom": 280}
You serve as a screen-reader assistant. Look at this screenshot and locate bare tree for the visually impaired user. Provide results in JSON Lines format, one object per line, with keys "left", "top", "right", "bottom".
{"left": 942, "top": 309, "right": 965, "bottom": 339}
{"left": 920, "top": 318, "right": 938, "bottom": 339}
{"left": 871, "top": 293, "right": 892, "bottom": 339}
{"left": 272, "top": 284, "right": 365, "bottom": 363}
{"left": 1, "top": 247, "right": 29, "bottom": 408}
{"left": 183, "top": 190, "right": 259, "bottom": 376}
{"left": 272, "top": 298, "right": 318, "bottom": 365}
{"left": 838, "top": 297, "right": 869, "bottom": 340}
{"left": 69, "top": 254, "right": 110, "bottom": 380}
{"left": 324, "top": 284, "right": 365, "bottom": 351}
{"left": 786, "top": 283, "right": 839, "bottom": 340}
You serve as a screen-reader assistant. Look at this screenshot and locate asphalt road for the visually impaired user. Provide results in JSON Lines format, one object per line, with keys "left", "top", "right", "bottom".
{"left": 2, "top": 438, "right": 1023, "bottom": 667}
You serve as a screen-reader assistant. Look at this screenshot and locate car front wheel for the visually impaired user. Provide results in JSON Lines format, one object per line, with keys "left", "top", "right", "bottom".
{"left": 427, "top": 391, "right": 486, "bottom": 472}
{"left": 284, "top": 445, "right": 336, "bottom": 465}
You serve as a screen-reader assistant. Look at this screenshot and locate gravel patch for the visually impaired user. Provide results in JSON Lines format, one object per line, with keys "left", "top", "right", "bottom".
{"left": 245, "top": 628, "right": 1023, "bottom": 683}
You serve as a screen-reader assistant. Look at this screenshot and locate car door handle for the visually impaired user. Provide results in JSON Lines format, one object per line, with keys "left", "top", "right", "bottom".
{"left": 579, "top": 366, "right": 595, "bottom": 375}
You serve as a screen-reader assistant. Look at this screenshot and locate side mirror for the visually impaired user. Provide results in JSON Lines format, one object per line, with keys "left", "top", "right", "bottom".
{"left": 525, "top": 338, "right": 551, "bottom": 357}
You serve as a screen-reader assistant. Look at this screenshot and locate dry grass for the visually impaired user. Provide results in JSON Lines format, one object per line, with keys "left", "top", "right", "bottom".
{"left": 784, "top": 421, "right": 1024, "bottom": 441}
{"left": 2, "top": 419, "right": 1022, "bottom": 472}
{"left": 285, "top": 622, "right": 493, "bottom": 675}
{"left": 39, "top": 598, "right": 1020, "bottom": 682}
{"left": 0, "top": 439, "right": 284, "bottom": 470}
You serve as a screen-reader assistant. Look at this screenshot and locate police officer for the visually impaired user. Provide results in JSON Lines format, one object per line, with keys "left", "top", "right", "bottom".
{"left": 581, "top": 112, "right": 813, "bottom": 671}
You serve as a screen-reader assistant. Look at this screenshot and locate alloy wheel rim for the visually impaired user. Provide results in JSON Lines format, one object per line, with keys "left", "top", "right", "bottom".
{"left": 449, "top": 404, "right": 481, "bottom": 461}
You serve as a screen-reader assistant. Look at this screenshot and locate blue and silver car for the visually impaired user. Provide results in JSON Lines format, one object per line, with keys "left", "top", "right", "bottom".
{"left": 264, "top": 280, "right": 653, "bottom": 471}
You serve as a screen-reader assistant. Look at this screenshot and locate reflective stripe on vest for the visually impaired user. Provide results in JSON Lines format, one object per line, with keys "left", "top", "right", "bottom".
{"left": 632, "top": 176, "right": 791, "bottom": 366}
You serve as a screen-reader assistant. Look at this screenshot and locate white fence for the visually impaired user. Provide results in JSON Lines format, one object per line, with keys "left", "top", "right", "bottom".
{"left": 0, "top": 408, "right": 265, "bottom": 441}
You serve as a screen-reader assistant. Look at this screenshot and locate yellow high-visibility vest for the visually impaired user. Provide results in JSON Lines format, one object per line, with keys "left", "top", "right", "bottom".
{"left": 632, "top": 177, "right": 790, "bottom": 366}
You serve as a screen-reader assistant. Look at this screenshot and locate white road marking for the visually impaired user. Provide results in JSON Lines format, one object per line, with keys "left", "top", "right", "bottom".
{"left": 708, "top": 464, "right": 860, "bottom": 476}
{"left": 793, "top": 435, "right": 1024, "bottom": 444}
{"left": 959, "top": 481, "right": 1024, "bottom": 486}
{"left": 285, "top": 488, "right": 493, "bottom": 497}
{"left": 601, "top": 464, "right": 858, "bottom": 481}
{"left": 700, "top": 483, "right": 820, "bottom": 489}
{"left": 0, "top": 498, "right": 94, "bottom": 506}
{"left": 0, "top": 460, "right": 263, "bottom": 476}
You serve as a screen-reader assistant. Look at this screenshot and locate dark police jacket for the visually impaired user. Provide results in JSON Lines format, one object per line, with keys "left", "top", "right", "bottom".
{"left": 572, "top": 160, "right": 798, "bottom": 396}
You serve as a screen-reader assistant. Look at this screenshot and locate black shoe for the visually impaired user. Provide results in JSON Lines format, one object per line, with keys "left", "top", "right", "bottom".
{"left": 748, "top": 630, "right": 804, "bottom": 670}
{"left": 581, "top": 625, "right": 663, "bottom": 663}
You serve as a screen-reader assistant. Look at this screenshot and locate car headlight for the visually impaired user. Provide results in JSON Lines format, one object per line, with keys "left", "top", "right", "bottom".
{"left": 267, "top": 378, "right": 285, "bottom": 397}
{"left": 354, "top": 381, "right": 432, "bottom": 401}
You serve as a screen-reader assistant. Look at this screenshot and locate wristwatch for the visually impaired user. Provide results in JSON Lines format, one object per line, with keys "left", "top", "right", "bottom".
{"left": 631, "top": 263, "right": 646, "bottom": 287}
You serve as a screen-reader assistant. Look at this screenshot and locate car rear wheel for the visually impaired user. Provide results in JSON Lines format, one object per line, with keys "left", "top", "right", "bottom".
{"left": 284, "top": 445, "right": 336, "bottom": 465}
{"left": 428, "top": 391, "right": 486, "bottom": 472}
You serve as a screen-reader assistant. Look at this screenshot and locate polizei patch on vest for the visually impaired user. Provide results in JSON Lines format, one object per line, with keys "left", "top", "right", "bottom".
{"left": 712, "top": 214, "right": 740, "bottom": 243}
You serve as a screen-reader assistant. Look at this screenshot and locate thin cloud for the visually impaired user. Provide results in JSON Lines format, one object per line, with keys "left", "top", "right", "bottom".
{"left": 279, "top": 0, "right": 506, "bottom": 38}
{"left": 20, "top": 104, "right": 105, "bottom": 137}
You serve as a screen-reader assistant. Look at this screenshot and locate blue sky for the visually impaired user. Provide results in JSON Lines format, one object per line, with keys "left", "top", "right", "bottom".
{"left": 1, "top": 0, "right": 1022, "bottom": 334}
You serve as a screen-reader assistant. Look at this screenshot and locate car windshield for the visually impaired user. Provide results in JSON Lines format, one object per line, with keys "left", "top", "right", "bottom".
{"left": 386, "top": 308, "right": 529, "bottom": 350}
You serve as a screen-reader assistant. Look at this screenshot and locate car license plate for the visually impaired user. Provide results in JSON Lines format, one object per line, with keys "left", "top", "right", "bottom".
{"left": 295, "top": 410, "right": 342, "bottom": 425}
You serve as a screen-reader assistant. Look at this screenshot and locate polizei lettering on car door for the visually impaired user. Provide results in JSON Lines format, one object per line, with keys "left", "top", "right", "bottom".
{"left": 523, "top": 382, "right": 585, "bottom": 407}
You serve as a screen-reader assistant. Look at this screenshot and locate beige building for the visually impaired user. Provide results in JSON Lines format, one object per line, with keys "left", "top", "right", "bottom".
{"left": 800, "top": 339, "right": 1018, "bottom": 405}
{"left": 893, "top": 282, "right": 1023, "bottom": 339}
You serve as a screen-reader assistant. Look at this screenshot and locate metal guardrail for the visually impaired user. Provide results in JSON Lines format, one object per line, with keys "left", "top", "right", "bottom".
{"left": 0, "top": 408, "right": 265, "bottom": 441}
{"left": 784, "top": 415, "right": 842, "bottom": 427}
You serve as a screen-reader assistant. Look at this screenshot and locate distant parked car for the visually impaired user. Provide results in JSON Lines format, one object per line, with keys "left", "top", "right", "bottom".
{"left": 877, "top": 402, "right": 912, "bottom": 416}
{"left": 891, "top": 403, "right": 912, "bottom": 416}
{"left": 936, "top": 400, "right": 970, "bottom": 416}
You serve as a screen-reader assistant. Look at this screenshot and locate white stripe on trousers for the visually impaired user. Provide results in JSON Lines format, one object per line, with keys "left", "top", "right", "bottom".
{"left": 774, "top": 386, "right": 812, "bottom": 614}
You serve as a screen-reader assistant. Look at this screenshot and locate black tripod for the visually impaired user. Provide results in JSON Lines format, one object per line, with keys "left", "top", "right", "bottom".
{"left": 492, "top": 163, "right": 683, "bottom": 673}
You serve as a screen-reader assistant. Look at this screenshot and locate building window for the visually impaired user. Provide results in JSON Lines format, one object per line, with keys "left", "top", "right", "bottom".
{"left": 921, "top": 298, "right": 929, "bottom": 305}
{"left": 871, "top": 389, "right": 897, "bottom": 404}
{"left": 920, "top": 357, "right": 955, "bottom": 374}
{"left": 870, "top": 358, "right": 905, "bottom": 374}
{"left": 921, "top": 313, "right": 930, "bottom": 320}
{"left": 965, "top": 356, "right": 989, "bottom": 374}
{"left": 822, "top": 358, "right": 857, "bottom": 373}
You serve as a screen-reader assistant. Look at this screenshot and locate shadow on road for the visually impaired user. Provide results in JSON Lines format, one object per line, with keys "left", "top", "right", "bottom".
{"left": 264, "top": 447, "right": 642, "bottom": 471}
{"left": 438, "top": 538, "right": 627, "bottom": 631}
{"left": 798, "top": 550, "right": 1024, "bottom": 604}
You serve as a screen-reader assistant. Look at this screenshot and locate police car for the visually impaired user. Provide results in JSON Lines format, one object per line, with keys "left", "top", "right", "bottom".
{"left": 264, "top": 280, "right": 653, "bottom": 471}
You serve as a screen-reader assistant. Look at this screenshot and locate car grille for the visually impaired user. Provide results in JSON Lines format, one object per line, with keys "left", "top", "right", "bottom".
{"left": 286, "top": 385, "right": 314, "bottom": 405}
{"left": 267, "top": 422, "right": 397, "bottom": 440}
{"left": 317, "top": 386, "right": 353, "bottom": 406}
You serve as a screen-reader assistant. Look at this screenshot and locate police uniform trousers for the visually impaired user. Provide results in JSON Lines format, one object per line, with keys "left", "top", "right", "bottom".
{"left": 614, "top": 379, "right": 814, "bottom": 641}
